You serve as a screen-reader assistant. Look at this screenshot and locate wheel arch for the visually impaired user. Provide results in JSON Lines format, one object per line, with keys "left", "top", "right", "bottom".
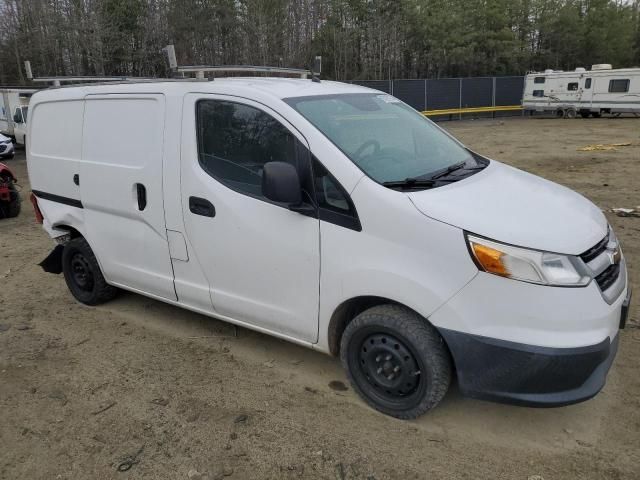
{"left": 53, "top": 224, "right": 83, "bottom": 239}
{"left": 327, "top": 296, "right": 453, "bottom": 358}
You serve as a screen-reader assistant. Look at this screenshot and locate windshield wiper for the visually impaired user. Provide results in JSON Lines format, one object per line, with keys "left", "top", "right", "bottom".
{"left": 427, "top": 161, "right": 467, "bottom": 181}
{"left": 383, "top": 160, "right": 486, "bottom": 190}
{"left": 382, "top": 178, "right": 436, "bottom": 190}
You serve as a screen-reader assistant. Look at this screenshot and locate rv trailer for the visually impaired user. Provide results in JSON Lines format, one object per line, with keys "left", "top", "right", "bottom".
{"left": 522, "top": 64, "right": 640, "bottom": 118}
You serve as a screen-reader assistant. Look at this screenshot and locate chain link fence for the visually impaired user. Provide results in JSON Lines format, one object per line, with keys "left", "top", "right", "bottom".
{"left": 351, "top": 76, "right": 525, "bottom": 120}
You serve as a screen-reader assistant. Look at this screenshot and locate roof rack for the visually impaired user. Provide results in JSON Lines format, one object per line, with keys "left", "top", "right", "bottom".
{"left": 176, "top": 65, "right": 312, "bottom": 79}
{"left": 31, "top": 76, "right": 153, "bottom": 87}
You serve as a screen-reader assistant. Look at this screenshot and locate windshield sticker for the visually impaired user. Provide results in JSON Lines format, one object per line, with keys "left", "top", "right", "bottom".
{"left": 377, "top": 94, "right": 401, "bottom": 104}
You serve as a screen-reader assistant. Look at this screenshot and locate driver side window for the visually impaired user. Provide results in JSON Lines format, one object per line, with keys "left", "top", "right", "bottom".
{"left": 196, "top": 100, "right": 305, "bottom": 200}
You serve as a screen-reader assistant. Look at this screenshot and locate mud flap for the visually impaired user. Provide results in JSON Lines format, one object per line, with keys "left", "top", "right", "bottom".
{"left": 39, "top": 245, "right": 64, "bottom": 274}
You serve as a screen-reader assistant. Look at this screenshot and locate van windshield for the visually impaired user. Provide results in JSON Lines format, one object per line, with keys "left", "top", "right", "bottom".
{"left": 285, "top": 93, "right": 473, "bottom": 184}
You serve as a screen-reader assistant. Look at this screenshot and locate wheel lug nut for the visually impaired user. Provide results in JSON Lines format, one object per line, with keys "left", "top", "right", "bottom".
{"left": 375, "top": 355, "right": 382, "bottom": 363}
{"left": 376, "top": 367, "right": 382, "bottom": 374}
{"left": 385, "top": 355, "right": 392, "bottom": 361}
{"left": 387, "top": 374, "right": 395, "bottom": 380}
{"left": 393, "top": 366, "right": 400, "bottom": 373}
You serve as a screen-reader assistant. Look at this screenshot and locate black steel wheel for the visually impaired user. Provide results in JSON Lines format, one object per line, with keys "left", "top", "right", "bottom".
{"left": 62, "top": 237, "right": 117, "bottom": 305}
{"left": 69, "top": 253, "right": 95, "bottom": 292}
{"left": 341, "top": 304, "right": 451, "bottom": 419}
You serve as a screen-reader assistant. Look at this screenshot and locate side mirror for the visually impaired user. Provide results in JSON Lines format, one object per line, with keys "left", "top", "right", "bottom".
{"left": 262, "top": 162, "right": 302, "bottom": 205}
{"left": 13, "top": 113, "right": 22, "bottom": 124}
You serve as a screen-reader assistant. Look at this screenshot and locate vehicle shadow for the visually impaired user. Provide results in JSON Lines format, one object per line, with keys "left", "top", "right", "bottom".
{"left": 104, "top": 289, "right": 611, "bottom": 451}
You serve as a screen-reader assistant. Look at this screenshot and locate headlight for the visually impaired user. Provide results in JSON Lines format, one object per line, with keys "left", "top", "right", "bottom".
{"left": 466, "top": 234, "right": 591, "bottom": 286}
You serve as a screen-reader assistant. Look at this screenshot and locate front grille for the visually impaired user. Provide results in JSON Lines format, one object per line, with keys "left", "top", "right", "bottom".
{"left": 595, "top": 263, "right": 620, "bottom": 291}
{"left": 580, "top": 235, "right": 608, "bottom": 263}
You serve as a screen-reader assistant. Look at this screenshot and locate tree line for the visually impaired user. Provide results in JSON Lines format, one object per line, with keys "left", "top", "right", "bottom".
{"left": 0, "top": 0, "right": 638, "bottom": 85}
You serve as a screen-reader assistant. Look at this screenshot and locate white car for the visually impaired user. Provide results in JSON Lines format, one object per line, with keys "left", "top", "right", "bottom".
{"left": 25, "top": 79, "right": 630, "bottom": 419}
{"left": 0, "top": 133, "right": 14, "bottom": 159}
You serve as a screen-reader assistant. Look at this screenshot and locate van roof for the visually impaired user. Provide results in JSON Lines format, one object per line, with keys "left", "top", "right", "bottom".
{"left": 31, "top": 77, "right": 375, "bottom": 102}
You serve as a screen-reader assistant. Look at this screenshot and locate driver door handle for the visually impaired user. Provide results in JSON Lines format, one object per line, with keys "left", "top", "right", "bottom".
{"left": 189, "top": 196, "right": 216, "bottom": 217}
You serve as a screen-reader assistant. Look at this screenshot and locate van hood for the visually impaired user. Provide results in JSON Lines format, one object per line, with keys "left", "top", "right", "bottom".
{"left": 407, "top": 161, "right": 607, "bottom": 255}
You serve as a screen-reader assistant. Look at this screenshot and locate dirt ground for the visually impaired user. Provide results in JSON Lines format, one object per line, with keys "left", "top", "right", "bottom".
{"left": 1, "top": 117, "right": 639, "bottom": 480}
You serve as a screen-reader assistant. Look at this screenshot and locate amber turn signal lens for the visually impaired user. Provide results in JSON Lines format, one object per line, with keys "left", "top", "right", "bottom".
{"left": 470, "top": 242, "right": 509, "bottom": 276}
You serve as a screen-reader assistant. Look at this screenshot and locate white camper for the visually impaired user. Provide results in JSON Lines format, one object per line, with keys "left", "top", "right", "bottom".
{"left": 522, "top": 65, "right": 640, "bottom": 118}
{"left": 0, "top": 88, "right": 36, "bottom": 145}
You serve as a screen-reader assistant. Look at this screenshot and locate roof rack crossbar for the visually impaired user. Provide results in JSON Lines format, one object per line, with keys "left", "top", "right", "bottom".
{"left": 177, "top": 65, "right": 311, "bottom": 79}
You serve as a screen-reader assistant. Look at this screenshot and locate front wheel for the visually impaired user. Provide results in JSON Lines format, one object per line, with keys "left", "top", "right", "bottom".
{"left": 340, "top": 305, "right": 451, "bottom": 419}
{"left": 62, "top": 237, "right": 118, "bottom": 305}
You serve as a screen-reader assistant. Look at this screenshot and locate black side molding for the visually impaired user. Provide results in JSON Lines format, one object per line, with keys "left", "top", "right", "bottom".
{"left": 32, "top": 190, "right": 83, "bottom": 209}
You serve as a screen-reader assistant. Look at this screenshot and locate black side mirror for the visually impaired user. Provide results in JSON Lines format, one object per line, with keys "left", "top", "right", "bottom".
{"left": 262, "top": 162, "right": 302, "bottom": 205}
{"left": 13, "top": 113, "right": 22, "bottom": 124}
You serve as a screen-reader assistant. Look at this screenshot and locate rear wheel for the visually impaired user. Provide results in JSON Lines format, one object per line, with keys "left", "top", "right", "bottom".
{"left": 340, "top": 304, "right": 451, "bottom": 419}
{"left": 564, "top": 107, "right": 577, "bottom": 119}
{"left": 62, "top": 237, "right": 117, "bottom": 305}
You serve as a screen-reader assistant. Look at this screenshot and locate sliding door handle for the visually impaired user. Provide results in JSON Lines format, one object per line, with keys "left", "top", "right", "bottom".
{"left": 189, "top": 196, "right": 215, "bottom": 217}
{"left": 136, "top": 183, "right": 147, "bottom": 211}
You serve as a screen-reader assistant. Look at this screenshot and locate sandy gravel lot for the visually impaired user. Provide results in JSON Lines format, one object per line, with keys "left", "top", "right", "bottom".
{"left": 1, "top": 117, "right": 639, "bottom": 479}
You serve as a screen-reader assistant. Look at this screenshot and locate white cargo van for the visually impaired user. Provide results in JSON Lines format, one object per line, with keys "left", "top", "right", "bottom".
{"left": 0, "top": 88, "right": 36, "bottom": 145}
{"left": 26, "top": 79, "right": 630, "bottom": 418}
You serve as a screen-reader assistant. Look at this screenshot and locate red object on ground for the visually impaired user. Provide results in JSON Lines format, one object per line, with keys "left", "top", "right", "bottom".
{"left": 0, "top": 162, "right": 16, "bottom": 202}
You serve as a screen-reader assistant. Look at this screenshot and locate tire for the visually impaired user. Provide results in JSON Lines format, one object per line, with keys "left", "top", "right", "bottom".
{"left": 0, "top": 176, "right": 19, "bottom": 218}
{"left": 62, "top": 237, "right": 118, "bottom": 305}
{"left": 564, "top": 107, "right": 577, "bottom": 119}
{"left": 556, "top": 109, "right": 564, "bottom": 118}
{"left": 340, "top": 304, "right": 451, "bottom": 419}
{"left": 7, "top": 198, "right": 20, "bottom": 218}
{"left": 7, "top": 180, "right": 20, "bottom": 217}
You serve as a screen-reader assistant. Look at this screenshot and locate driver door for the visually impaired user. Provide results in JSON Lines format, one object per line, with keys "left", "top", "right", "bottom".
{"left": 180, "top": 94, "right": 320, "bottom": 342}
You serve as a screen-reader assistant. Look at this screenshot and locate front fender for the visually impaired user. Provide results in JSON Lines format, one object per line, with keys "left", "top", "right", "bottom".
{"left": 315, "top": 177, "right": 479, "bottom": 353}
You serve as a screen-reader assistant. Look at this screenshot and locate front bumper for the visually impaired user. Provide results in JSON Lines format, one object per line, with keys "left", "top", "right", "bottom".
{"left": 429, "top": 265, "right": 630, "bottom": 406}
{"left": 439, "top": 328, "right": 619, "bottom": 406}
